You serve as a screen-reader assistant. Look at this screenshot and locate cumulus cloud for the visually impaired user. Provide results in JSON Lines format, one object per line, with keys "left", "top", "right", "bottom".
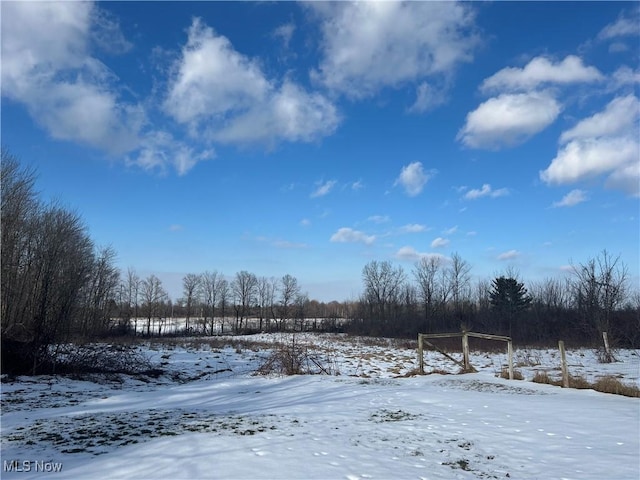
{"left": 1, "top": 2, "right": 211, "bottom": 175}
{"left": 610, "top": 66, "right": 640, "bottom": 90}
{"left": 559, "top": 94, "right": 639, "bottom": 143}
{"left": 400, "top": 223, "right": 427, "bottom": 233}
{"left": 164, "top": 18, "right": 340, "bottom": 147}
{"left": 463, "top": 184, "right": 510, "bottom": 200}
{"left": 309, "top": 2, "right": 478, "bottom": 99}
{"left": 395, "top": 162, "right": 434, "bottom": 196}
{"left": 552, "top": 189, "right": 588, "bottom": 208}
{"left": 497, "top": 250, "right": 520, "bottom": 261}
{"left": 310, "top": 180, "right": 337, "bottom": 198}
{"left": 395, "top": 246, "right": 446, "bottom": 263}
{"left": 430, "top": 237, "right": 450, "bottom": 248}
{"left": 460, "top": 55, "right": 605, "bottom": 150}
{"left": 408, "top": 82, "right": 448, "bottom": 114}
{"left": 127, "top": 131, "right": 215, "bottom": 176}
{"left": 480, "top": 55, "right": 603, "bottom": 93}
{"left": 330, "top": 228, "right": 375, "bottom": 245}
{"left": 541, "top": 95, "right": 640, "bottom": 196}
{"left": 272, "top": 22, "right": 296, "bottom": 48}
{"left": 457, "top": 92, "right": 561, "bottom": 149}
{"left": 598, "top": 10, "right": 640, "bottom": 40}
{"left": 1, "top": 2, "right": 138, "bottom": 154}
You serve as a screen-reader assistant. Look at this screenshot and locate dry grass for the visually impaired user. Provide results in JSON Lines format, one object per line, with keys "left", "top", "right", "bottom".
{"left": 532, "top": 371, "right": 640, "bottom": 397}
{"left": 593, "top": 376, "right": 640, "bottom": 397}
{"left": 497, "top": 367, "right": 524, "bottom": 380}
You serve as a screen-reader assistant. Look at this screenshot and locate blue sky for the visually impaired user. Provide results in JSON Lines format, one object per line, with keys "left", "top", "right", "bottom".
{"left": 2, "top": 1, "right": 639, "bottom": 302}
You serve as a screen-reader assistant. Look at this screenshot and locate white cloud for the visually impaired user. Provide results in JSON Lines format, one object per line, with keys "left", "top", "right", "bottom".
{"left": 395, "top": 162, "right": 434, "bottom": 197}
{"left": 610, "top": 66, "right": 640, "bottom": 89}
{"left": 480, "top": 55, "right": 603, "bottom": 93}
{"left": 272, "top": 22, "right": 296, "bottom": 48}
{"left": 368, "top": 215, "right": 391, "bottom": 224}
{"left": 1, "top": 2, "right": 139, "bottom": 154}
{"left": 300, "top": 218, "right": 311, "bottom": 227}
{"left": 598, "top": 10, "right": 640, "bottom": 40}
{"left": 1, "top": 2, "right": 210, "bottom": 176}
{"left": 212, "top": 81, "right": 340, "bottom": 145}
{"left": 169, "top": 224, "right": 184, "bottom": 232}
{"left": 497, "top": 250, "right": 520, "bottom": 261}
{"left": 541, "top": 95, "right": 640, "bottom": 196}
{"left": 395, "top": 246, "right": 446, "bottom": 263}
{"left": 310, "top": 180, "right": 337, "bottom": 198}
{"left": 164, "top": 18, "right": 339, "bottom": 147}
{"left": 560, "top": 95, "right": 639, "bottom": 143}
{"left": 463, "top": 184, "right": 509, "bottom": 200}
{"left": 457, "top": 92, "right": 561, "bottom": 149}
{"left": 552, "top": 189, "right": 588, "bottom": 208}
{"left": 351, "top": 180, "right": 364, "bottom": 191}
{"left": 431, "top": 237, "right": 450, "bottom": 248}
{"left": 408, "top": 82, "right": 448, "bottom": 114}
{"left": 127, "top": 131, "right": 215, "bottom": 176}
{"left": 90, "top": 6, "right": 133, "bottom": 55}
{"left": 310, "top": 2, "right": 478, "bottom": 98}
{"left": 443, "top": 225, "right": 458, "bottom": 235}
{"left": 400, "top": 223, "right": 427, "bottom": 233}
{"left": 330, "top": 228, "right": 375, "bottom": 246}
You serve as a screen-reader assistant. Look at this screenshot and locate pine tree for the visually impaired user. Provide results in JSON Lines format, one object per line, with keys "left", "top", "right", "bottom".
{"left": 490, "top": 277, "right": 532, "bottom": 337}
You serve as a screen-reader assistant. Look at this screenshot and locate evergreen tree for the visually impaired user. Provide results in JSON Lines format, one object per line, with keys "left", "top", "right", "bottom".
{"left": 489, "top": 276, "right": 532, "bottom": 337}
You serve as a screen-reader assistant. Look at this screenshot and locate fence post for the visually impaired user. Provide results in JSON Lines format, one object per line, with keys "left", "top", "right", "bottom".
{"left": 507, "top": 340, "right": 514, "bottom": 380}
{"left": 559, "top": 340, "right": 569, "bottom": 388}
{"left": 418, "top": 334, "right": 424, "bottom": 374}
{"left": 462, "top": 332, "right": 470, "bottom": 372}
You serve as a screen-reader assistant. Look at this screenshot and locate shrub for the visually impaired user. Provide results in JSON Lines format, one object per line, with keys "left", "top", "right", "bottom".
{"left": 256, "top": 338, "right": 336, "bottom": 376}
{"left": 532, "top": 371, "right": 560, "bottom": 386}
{"left": 593, "top": 376, "right": 640, "bottom": 397}
{"left": 497, "top": 367, "right": 524, "bottom": 380}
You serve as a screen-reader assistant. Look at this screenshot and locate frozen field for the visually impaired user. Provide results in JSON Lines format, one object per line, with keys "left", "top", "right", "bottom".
{"left": 1, "top": 333, "right": 639, "bottom": 479}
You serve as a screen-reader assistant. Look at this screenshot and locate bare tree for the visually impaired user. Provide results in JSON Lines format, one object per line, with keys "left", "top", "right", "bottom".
{"left": 182, "top": 273, "right": 201, "bottom": 333}
{"left": 293, "top": 292, "right": 309, "bottom": 331}
{"left": 361, "top": 260, "right": 406, "bottom": 327}
{"left": 446, "top": 252, "right": 472, "bottom": 322}
{"left": 140, "top": 275, "right": 166, "bottom": 336}
{"left": 232, "top": 271, "right": 257, "bottom": 332}
{"left": 571, "top": 250, "right": 629, "bottom": 342}
{"left": 120, "top": 268, "right": 142, "bottom": 335}
{"left": 279, "top": 274, "right": 301, "bottom": 330}
{"left": 257, "top": 276, "right": 275, "bottom": 332}
{"left": 199, "top": 271, "right": 220, "bottom": 335}
{"left": 217, "top": 278, "right": 229, "bottom": 334}
{"left": 79, "top": 246, "right": 120, "bottom": 337}
{"left": 413, "top": 256, "right": 442, "bottom": 330}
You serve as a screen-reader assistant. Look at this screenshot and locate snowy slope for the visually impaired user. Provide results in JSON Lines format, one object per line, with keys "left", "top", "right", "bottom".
{"left": 1, "top": 335, "right": 639, "bottom": 480}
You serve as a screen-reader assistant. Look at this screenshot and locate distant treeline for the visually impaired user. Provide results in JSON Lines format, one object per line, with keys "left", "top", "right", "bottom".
{"left": 2, "top": 150, "right": 638, "bottom": 375}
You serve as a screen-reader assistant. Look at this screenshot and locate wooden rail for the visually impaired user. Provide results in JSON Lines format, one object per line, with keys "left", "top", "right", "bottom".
{"left": 418, "top": 331, "right": 514, "bottom": 379}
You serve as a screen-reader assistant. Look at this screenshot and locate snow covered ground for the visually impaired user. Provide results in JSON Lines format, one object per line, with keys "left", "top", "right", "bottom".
{"left": 2, "top": 333, "right": 639, "bottom": 479}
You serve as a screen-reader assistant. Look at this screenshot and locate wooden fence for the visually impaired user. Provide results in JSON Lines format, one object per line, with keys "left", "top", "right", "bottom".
{"left": 417, "top": 331, "right": 514, "bottom": 379}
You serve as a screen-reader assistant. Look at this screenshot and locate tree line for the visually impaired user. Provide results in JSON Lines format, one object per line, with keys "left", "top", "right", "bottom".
{"left": 351, "top": 253, "right": 637, "bottom": 347}
{"left": 2, "top": 150, "right": 638, "bottom": 374}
